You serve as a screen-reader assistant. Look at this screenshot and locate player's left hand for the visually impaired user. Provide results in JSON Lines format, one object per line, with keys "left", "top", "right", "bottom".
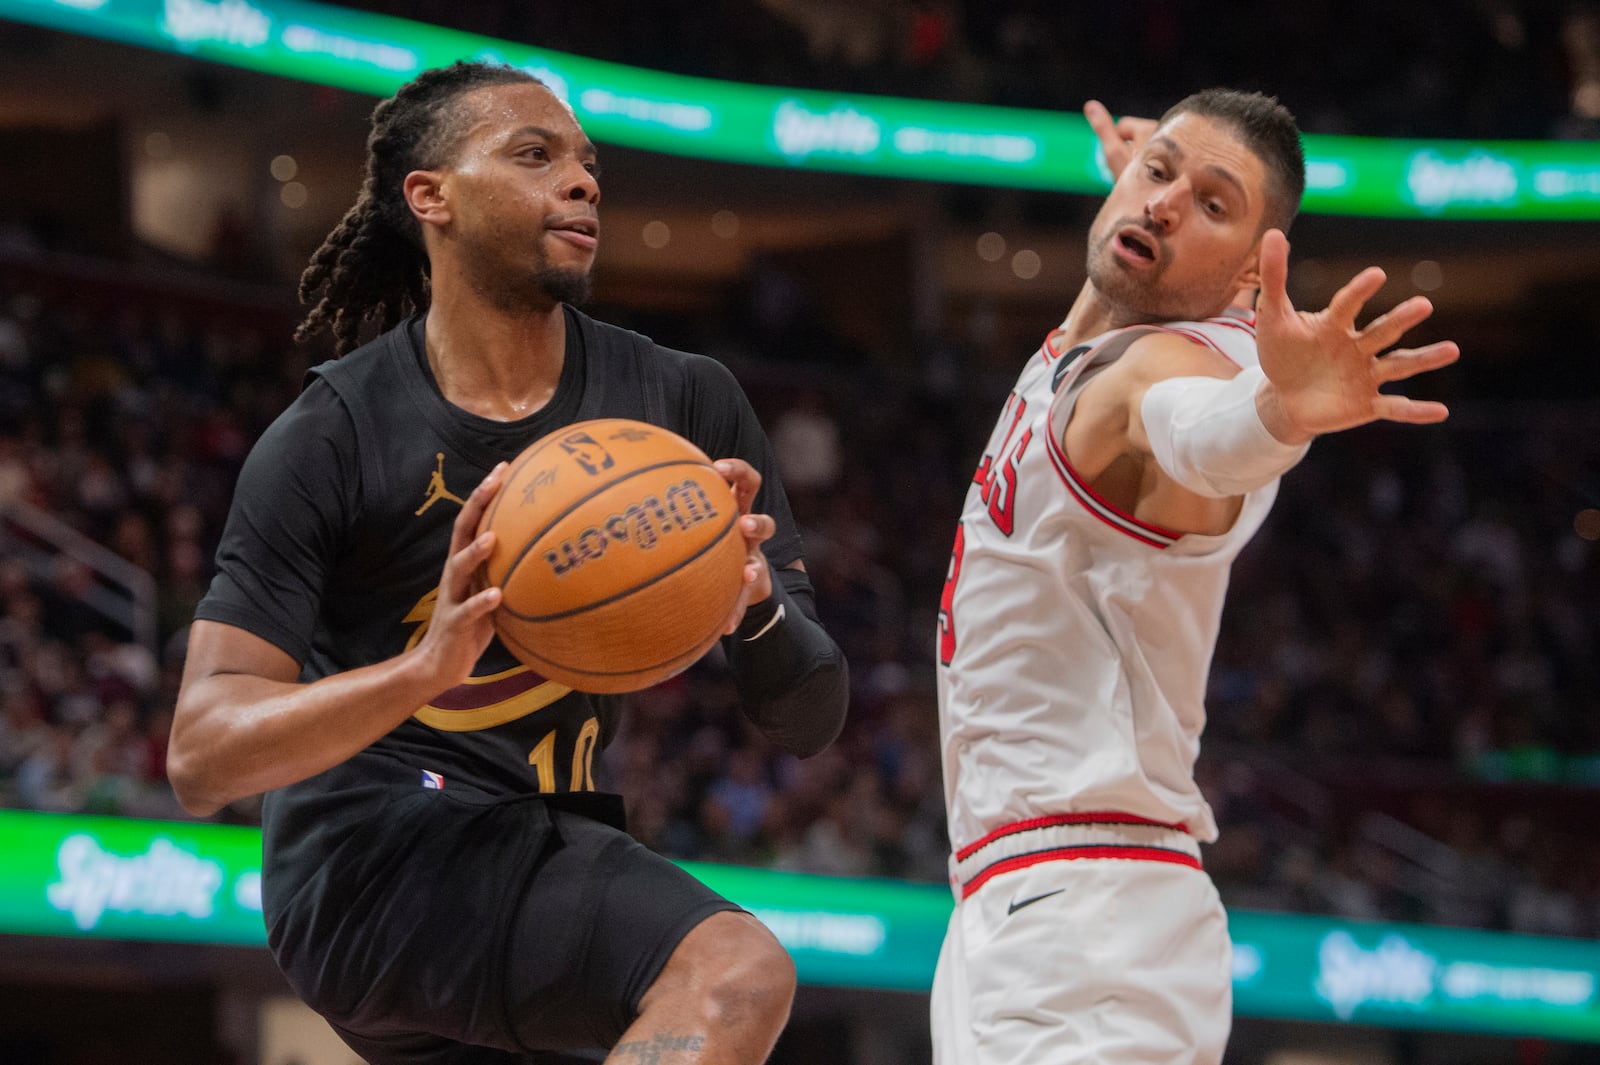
{"left": 1255, "top": 229, "right": 1461, "bottom": 444}
{"left": 1085, "top": 99, "right": 1158, "bottom": 180}
{"left": 713, "top": 458, "right": 776, "bottom": 633}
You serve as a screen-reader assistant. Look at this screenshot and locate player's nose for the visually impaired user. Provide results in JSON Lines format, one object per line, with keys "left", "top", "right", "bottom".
{"left": 1144, "top": 180, "right": 1183, "bottom": 233}
{"left": 561, "top": 160, "right": 599, "bottom": 204}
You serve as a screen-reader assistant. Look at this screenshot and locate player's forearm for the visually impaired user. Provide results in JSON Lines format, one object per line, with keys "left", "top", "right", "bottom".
{"left": 1137, "top": 366, "right": 1311, "bottom": 497}
{"left": 168, "top": 649, "right": 447, "bottom": 816}
{"left": 725, "top": 571, "right": 849, "bottom": 758}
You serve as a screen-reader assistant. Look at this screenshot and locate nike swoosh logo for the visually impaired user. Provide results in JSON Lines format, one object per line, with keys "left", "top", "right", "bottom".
{"left": 1007, "top": 888, "right": 1064, "bottom": 915}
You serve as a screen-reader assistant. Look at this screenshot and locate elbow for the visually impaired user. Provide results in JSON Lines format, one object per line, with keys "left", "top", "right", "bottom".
{"left": 166, "top": 745, "right": 225, "bottom": 818}
{"left": 165, "top": 706, "right": 228, "bottom": 818}
{"left": 762, "top": 656, "right": 850, "bottom": 759}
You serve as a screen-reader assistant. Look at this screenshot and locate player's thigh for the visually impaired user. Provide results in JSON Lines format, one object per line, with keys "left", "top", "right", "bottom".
{"left": 504, "top": 810, "right": 742, "bottom": 1052}
{"left": 952, "top": 859, "right": 1231, "bottom": 1065}
{"left": 270, "top": 790, "right": 562, "bottom": 1056}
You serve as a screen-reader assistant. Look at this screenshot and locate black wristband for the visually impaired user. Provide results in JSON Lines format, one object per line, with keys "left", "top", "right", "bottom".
{"left": 734, "top": 581, "right": 788, "bottom": 642}
{"left": 725, "top": 569, "right": 848, "bottom": 757}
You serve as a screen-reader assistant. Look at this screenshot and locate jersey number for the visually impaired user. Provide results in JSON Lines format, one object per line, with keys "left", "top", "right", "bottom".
{"left": 527, "top": 717, "right": 600, "bottom": 792}
{"left": 972, "top": 393, "right": 1032, "bottom": 536}
{"left": 938, "top": 523, "right": 966, "bottom": 666}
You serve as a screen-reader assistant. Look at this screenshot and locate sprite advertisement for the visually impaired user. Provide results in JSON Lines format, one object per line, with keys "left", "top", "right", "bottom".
{"left": 3, "top": 0, "right": 1600, "bottom": 218}
{"left": 1, "top": 810, "right": 1597, "bottom": 1041}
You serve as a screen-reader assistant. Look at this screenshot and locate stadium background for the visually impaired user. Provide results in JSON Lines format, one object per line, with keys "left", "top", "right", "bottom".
{"left": 1, "top": 1, "right": 1599, "bottom": 1062}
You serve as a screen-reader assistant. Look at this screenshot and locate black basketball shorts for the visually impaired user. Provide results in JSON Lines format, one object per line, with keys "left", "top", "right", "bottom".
{"left": 266, "top": 786, "right": 741, "bottom": 1064}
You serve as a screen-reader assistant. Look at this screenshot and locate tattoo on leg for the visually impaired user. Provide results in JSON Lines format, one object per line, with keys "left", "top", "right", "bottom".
{"left": 612, "top": 1032, "right": 707, "bottom": 1063}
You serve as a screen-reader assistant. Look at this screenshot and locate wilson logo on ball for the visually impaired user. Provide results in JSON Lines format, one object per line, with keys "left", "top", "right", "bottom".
{"left": 542, "top": 479, "right": 721, "bottom": 576}
{"left": 478, "top": 417, "right": 745, "bottom": 694}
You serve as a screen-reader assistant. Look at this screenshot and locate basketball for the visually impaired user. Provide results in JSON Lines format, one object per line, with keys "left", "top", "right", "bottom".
{"left": 476, "top": 418, "right": 747, "bottom": 693}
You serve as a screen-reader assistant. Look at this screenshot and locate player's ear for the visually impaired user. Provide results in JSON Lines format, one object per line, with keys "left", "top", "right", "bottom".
{"left": 404, "top": 169, "right": 450, "bottom": 229}
{"left": 1234, "top": 239, "right": 1265, "bottom": 295}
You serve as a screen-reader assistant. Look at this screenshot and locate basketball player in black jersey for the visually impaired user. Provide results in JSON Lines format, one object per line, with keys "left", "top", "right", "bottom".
{"left": 167, "top": 63, "right": 849, "bottom": 1065}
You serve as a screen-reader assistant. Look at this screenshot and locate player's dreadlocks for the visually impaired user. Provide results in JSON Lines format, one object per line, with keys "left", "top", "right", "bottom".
{"left": 295, "top": 61, "right": 541, "bottom": 356}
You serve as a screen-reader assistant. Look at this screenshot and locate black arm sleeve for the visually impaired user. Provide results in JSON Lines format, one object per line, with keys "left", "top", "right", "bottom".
{"left": 723, "top": 566, "right": 849, "bottom": 758}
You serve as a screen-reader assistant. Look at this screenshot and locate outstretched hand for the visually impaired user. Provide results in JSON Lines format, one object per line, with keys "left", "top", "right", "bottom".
{"left": 1085, "top": 99, "right": 1158, "bottom": 180}
{"left": 1254, "top": 230, "right": 1460, "bottom": 445}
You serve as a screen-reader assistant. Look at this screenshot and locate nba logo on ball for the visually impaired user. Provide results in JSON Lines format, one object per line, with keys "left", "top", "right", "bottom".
{"left": 477, "top": 419, "right": 746, "bottom": 694}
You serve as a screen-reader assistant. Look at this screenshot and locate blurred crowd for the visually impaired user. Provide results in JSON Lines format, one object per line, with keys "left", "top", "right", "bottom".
{"left": 341, "top": 0, "right": 1600, "bottom": 140}
{"left": 1, "top": 250, "right": 1597, "bottom": 942}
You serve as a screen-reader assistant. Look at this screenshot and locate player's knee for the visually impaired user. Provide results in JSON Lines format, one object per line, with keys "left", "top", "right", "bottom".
{"left": 707, "top": 917, "right": 794, "bottom": 1035}
{"left": 666, "top": 912, "right": 795, "bottom": 1035}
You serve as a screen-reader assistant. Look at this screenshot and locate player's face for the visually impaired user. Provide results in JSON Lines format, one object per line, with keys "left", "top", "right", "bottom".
{"left": 435, "top": 82, "right": 601, "bottom": 308}
{"left": 1085, "top": 112, "right": 1269, "bottom": 324}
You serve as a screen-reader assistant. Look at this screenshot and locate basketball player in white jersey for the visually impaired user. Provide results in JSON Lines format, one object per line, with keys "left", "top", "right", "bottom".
{"left": 933, "top": 90, "right": 1460, "bottom": 1064}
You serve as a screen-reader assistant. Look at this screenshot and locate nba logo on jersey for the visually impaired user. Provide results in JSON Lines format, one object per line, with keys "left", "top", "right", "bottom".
{"left": 420, "top": 769, "right": 444, "bottom": 790}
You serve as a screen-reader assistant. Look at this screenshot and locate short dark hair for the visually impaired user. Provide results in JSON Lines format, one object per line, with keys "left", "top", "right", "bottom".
{"left": 1160, "top": 89, "right": 1305, "bottom": 235}
{"left": 296, "top": 61, "right": 543, "bottom": 355}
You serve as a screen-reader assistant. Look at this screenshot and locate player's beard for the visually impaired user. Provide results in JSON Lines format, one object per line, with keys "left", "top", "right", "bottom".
{"left": 533, "top": 262, "right": 592, "bottom": 307}
{"left": 463, "top": 235, "right": 593, "bottom": 314}
{"left": 1085, "top": 216, "right": 1232, "bottom": 327}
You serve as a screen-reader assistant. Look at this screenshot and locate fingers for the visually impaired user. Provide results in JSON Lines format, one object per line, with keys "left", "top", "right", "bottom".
{"left": 1116, "top": 116, "right": 1158, "bottom": 141}
{"left": 1357, "top": 295, "right": 1433, "bottom": 353}
{"left": 437, "top": 464, "right": 506, "bottom": 605}
{"left": 1325, "top": 265, "right": 1388, "bottom": 325}
{"left": 713, "top": 458, "right": 762, "bottom": 514}
{"left": 442, "top": 529, "right": 499, "bottom": 607}
{"left": 1255, "top": 230, "right": 1292, "bottom": 319}
{"left": 1084, "top": 99, "right": 1120, "bottom": 159}
{"left": 1085, "top": 100, "right": 1151, "bottom": 180}
{"left": 452, "top": 462, "right": 507, "bottom": 554}
{"left": 739, "top": 513, "right": 777, "bottom": 548}
{"left": 459, "top": 582, "right": 503, "bottom": 619}
{"left": 1372, "top": 394, "right": 1451, "bottom": 424}
{"left": 1375, "top": 341, "right": 1460, "bottom": 383}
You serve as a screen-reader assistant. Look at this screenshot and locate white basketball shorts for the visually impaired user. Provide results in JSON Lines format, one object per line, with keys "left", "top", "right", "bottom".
{"left": 932, "top": 819, "right": 1232, "bottom": 1065}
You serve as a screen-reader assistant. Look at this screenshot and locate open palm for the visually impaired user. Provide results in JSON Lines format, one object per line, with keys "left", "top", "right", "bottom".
{"left": 1255, "top": 230, "right": 1460, "bottom": 443}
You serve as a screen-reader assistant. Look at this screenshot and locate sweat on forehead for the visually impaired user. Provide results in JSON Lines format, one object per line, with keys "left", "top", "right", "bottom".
{"left": 418, "top": 80, "right": 577, "bottom": 165}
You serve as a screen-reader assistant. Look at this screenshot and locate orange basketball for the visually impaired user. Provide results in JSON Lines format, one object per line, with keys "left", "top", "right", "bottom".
{"left": 477, "top": 418, "right": 746, "bottom": 693}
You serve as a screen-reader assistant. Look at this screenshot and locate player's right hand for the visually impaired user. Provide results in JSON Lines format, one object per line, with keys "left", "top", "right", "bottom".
{"left": 1254, "top": 230, "right": 1460, "bottom": 443}
{"left": 411, "top": 462, "right": 507, "bottom": 689}
{"left": 1085, "top": 99, "right": 1158, "bottom": 180}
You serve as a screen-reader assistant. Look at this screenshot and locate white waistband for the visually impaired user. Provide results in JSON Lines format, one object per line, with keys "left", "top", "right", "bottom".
{"left": 951, "top": 816, "right": 1203, "bottom": 898}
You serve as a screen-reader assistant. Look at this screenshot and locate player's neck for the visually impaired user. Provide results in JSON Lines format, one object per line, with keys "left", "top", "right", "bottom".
{"left": 1053, "top": 280, "right": 1129, "bottom": 348}
{"left": 423, "top": 282, "right": 567, "bottom": 422}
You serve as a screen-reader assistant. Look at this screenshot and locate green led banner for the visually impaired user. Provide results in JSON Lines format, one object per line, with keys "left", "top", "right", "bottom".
{"left": 1229, "top": 911, "right": 1600, "bottom": 1042}
{"left": 0, "top": 810, "right": 266, "bottom": 945}
{"left": 1, "top": 812, "right": 1598, "bottom": 1040}
{"left": 4, "top": 0, "right": 1600, "bottom": 219}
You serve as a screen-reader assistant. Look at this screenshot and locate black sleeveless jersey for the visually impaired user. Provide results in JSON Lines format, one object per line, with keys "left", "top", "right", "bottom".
{"left": 195, "top": 308, "right": 801, "bottom": 919}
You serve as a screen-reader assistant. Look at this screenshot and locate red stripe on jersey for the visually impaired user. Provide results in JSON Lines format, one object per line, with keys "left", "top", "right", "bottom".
{"left": 1042, "top": 327, "right": 1080, "bottom": 362}
{"left": 955, "top": 811, "right": 1191, "bottom": 861}
{"left": 1045, "top": 431, "right": 1180, "bottom": 549}
{"left": 1149, "top": 324, "right": 1243, "bottom": 368}
{"left": 961, "top": 845, "right": 1204, "bottom": 898}
{"left": 1206, "top": 315, "right": 1256, "bottom": 337}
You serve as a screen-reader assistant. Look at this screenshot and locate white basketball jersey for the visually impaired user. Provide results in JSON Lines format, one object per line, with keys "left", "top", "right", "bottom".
{"left": 937, "top": 310, "right": 1272, "bottom": 852}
